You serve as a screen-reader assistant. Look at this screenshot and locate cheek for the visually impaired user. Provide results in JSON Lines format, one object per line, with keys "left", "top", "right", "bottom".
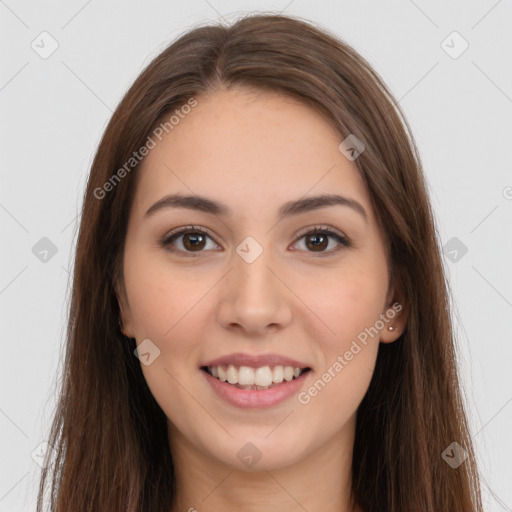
{"left": 124, "top": 266, "right": 171, "bottom": 339}
{"left": 304, "top": 264, "right": 388, "bottom": 354}
{"left": 123, "top": 247, "right": 216, "bottom": 372}
{"left": 124, "top": 246, "right": 194, "bottom": 336}
{"left": 123, "top": 250, "right": 211, "bottom": 417}
{"left": 295, "top": 272, "right": 384, "bottom": 428}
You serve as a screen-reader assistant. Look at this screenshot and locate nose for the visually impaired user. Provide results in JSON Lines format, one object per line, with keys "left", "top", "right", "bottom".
{"left": 216, "top": 246, "right": 293, "bottom": 337}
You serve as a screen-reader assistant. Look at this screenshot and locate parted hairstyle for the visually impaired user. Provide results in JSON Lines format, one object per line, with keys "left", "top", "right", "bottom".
{"left": 37, "top": 12, "right": 484, "bottom": 512}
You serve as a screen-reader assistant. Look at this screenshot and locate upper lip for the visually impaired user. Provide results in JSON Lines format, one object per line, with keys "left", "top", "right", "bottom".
{"left": 201, "top": 352, "right": 311, "bottom": 369}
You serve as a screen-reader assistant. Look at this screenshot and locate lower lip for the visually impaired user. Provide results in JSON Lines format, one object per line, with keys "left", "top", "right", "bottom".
{"left": 201, "top": 368, "right": 311, "bottom": 409}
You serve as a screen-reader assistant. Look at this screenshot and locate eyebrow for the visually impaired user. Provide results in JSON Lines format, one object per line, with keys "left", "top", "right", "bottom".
{"left": 145, "top": 193, "right": 367, "bottom": 222}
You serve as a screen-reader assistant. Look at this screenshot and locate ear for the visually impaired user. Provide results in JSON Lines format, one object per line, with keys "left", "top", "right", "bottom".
{"left": 380, "top": 282, "right": 408, "bottom": 344}
{"left": 114, "top": 276, "right": 135, "bottom": 339}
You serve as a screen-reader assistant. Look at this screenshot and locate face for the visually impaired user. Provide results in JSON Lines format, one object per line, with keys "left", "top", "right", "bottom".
{"left": 117, "top": 87, "right": 406, "bottom": 472}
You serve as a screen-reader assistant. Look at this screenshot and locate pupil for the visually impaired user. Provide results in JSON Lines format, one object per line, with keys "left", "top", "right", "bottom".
{"left": 184, "top": 233, "right": 205, "bottom": 250}
{"left": 307, "top": 234, "right": 327, "bottom": 251}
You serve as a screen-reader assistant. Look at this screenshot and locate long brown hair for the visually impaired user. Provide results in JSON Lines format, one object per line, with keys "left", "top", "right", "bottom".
{"left": 37, "top": 13, "right": 484, "bottom": 511}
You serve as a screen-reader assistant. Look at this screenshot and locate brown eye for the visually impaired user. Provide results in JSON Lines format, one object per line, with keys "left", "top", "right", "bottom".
{"left": 161, "top": 226, "right": 218, "bottom": 255}
{"left": 304, "top": 232, "right": 329, "bottom": 251}
{"left": 294, "top": 227, "right": 351, "bottom": 255}
{"left": 181, "top": 232, "right": 207, "bottom": 251}
{"left": 161, "top": 225, "right": 350, "bottom": 257}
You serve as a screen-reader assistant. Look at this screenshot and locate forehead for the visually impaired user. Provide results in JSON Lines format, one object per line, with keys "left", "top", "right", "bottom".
{"left": 132, "top": 87, "right": 373, "bottom": 223}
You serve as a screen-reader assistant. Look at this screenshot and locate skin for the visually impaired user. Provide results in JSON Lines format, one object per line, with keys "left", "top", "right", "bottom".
{"left": 117, "top": 86, "right": 407, "bottom": 512}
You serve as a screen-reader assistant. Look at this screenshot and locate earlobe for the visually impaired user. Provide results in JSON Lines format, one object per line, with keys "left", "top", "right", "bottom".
{"left": 118, "top": 319, "right": 130, "bottom": 338}
{"left": 114, "top": 279, "right": 135, "bottom": 339}
{"left": 380, "top": 287, "right": 408, "bottom": 344}
{"left": 118, "top": 312, "right": 134, "bottom": 338}
{"left": 380, "top": 322, "right": 403, "bottom": 343}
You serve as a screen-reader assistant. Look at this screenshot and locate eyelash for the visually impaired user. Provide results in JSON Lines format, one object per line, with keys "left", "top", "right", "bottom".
{"left": 160, "top": 224, "right": 351, "bottom": 257}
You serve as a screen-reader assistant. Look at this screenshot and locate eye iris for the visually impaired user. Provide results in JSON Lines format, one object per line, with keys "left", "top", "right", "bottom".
{"left": 306, "top": 233, "right": 328, "bottom": 251}
{"left": 183, "top": 233, "right": 206, "bottom": 251}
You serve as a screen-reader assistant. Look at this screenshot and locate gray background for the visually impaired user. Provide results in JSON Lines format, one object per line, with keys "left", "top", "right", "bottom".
{"left": 1, "top": 0, "right": 511, "bottom": 510}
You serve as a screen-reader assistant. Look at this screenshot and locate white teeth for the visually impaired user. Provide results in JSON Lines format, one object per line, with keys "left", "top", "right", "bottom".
{"left": 272, "top": 365, "right": 284, "bottom": 383}
{"left": 283, "top": 366, "right": 294, "bottom": 381}
{"left": 207, "top": 364, "right": 306, "bottom": 385}
{"left": 254, "top": 366, "right": 273, "bottom": 386}
{"left": 238, "top": 366, "right": 255, "bottom": 385}
{"left": 226, "top": 364, "right": 238, "bottom": 384}
{"left": 218, "top": 366, "right": 227, "bottom": 382}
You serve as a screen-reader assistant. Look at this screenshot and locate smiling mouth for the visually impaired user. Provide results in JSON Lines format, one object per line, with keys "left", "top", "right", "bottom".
{"left": 201, "top": 364, "right": 311, "bottom": 390}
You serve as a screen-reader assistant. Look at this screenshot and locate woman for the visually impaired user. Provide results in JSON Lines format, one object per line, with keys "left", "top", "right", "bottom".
{"left": 37, "top": 13, "right": 484, "bottom": 512}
